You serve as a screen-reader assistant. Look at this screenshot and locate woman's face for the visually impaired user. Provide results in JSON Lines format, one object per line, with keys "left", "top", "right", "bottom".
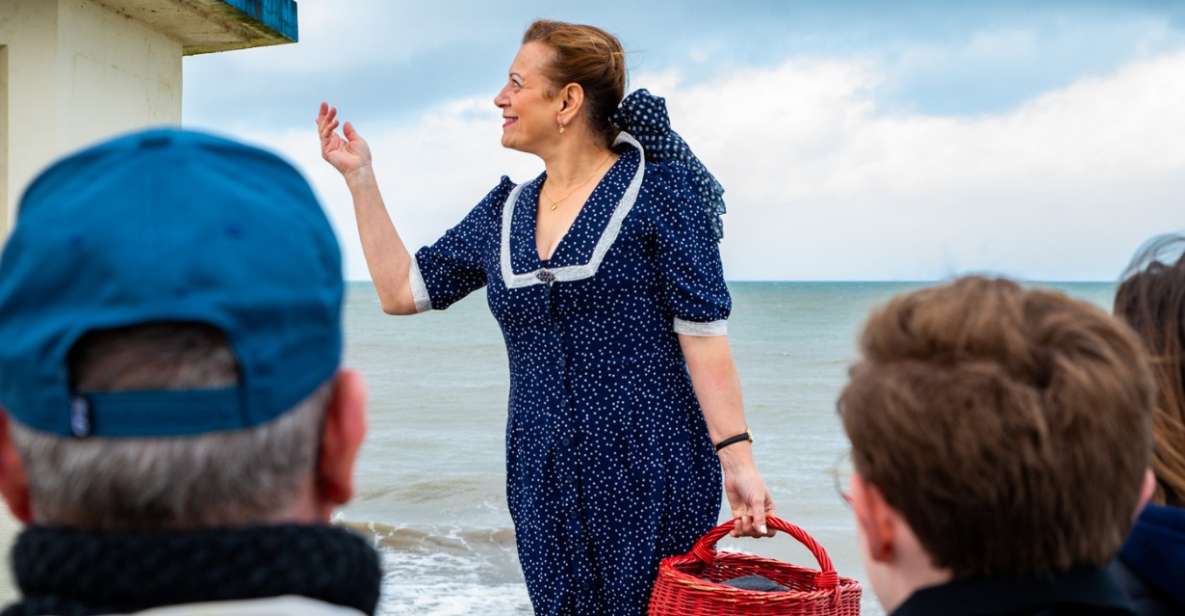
{"left": 494, "top": 42, "right": 562, "bottom": 154}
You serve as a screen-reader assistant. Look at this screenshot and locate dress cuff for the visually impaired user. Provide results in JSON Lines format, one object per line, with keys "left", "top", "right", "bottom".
{"left": 673, "top": 318, "right": 728, "bottom": 337}
{"left": 408, "top": 255, "right": 433, "bottom": 314}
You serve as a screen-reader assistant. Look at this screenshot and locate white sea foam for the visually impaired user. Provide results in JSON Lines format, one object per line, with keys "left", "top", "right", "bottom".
{"left": 377, "top": 547, "right": 531, "bottom": 615}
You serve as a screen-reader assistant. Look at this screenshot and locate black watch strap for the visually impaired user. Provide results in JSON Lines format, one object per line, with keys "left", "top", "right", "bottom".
{"left": 714, "top": 429, "right": 753, "bottom": 452}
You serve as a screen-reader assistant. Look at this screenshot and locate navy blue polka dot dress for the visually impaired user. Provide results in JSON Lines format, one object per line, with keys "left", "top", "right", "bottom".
{"left": 410, "top": 132, "right": 729, "bottom": 615}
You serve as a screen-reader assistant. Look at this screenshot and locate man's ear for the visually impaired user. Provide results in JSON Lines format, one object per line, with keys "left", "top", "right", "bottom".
{"left": 314, "top": 370, "right": 368, "bottom": 521}
{"left": 851, "top": 474, "right": 897, "bottom": 563}
{"left": 0, "top": 411, "right": 34, "bottom": 524}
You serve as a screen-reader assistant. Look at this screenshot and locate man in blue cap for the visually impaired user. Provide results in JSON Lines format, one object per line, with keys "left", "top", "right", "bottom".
{"left": 0, "top": 128, "right": 380, "bottom": 615}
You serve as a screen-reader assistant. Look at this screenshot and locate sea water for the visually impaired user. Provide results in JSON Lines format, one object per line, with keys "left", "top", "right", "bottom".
{"left": 339, "top": 281, "right": 1117, "bottom": 616}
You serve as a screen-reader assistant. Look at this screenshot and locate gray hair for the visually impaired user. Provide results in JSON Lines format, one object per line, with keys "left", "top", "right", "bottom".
{"left": 9, "top": 323, "right": 331, "bottom": 529}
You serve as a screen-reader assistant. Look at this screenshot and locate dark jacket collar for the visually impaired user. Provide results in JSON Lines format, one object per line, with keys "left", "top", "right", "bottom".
{"left": 891, "top": 567, "right": 1134, "bottom": 616}
{"left": 1119, "top": 503, "right": 1185, "bottom": 607}
{"left": 1, "top": 523, "right": 382, "bottom": 616}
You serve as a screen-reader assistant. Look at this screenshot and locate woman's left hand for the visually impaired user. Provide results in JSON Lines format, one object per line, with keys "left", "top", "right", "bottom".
{"left": 677, "top": 335, "right": 775, "bottom": 538}
{"left": 720, "top": 446, "right": 776, "bottom": 538}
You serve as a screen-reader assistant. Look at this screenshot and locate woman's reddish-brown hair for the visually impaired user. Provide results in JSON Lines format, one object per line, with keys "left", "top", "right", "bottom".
{"left": 522, "top": 20, "right": 626, "bottom": 146}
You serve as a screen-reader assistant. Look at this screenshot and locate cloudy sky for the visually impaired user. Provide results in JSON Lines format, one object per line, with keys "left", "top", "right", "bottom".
{"left": 183, "top": 1, "right": 1185, "bottom": 281}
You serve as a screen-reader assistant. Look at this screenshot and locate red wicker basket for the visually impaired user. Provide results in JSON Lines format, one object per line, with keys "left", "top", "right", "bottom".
{"left": 648, "top": 516, "right": 862, "bottom": 615}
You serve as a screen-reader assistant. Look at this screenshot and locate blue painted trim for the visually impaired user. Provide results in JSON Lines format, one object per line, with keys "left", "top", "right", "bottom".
{"left": 217, "top": 0, "right": 299, "bottom": 42}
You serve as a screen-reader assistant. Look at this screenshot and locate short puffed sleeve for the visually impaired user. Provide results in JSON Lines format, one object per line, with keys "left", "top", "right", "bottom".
{"left": 652, "top": 163, "right": 731, "bottom": 336}
{"left": 409, "top": 177, "right": 514, "bottom": 311}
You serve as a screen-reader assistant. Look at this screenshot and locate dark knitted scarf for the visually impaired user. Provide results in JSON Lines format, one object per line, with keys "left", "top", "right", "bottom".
{"left": 1, "top": 523, "right": 382, "bottom": 616}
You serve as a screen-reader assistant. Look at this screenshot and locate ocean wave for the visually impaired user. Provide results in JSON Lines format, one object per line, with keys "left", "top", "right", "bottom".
{"left": 355, "top": 476, "right": 503, "bottom": 505}
{"left": 378, "top": 546, "right": 530, "bottom": 615}
{"left": 345, "top": 521, "right": 517, "bottom": 553}
{"left": 346, "top": 522, "right": 530, "bottom": 615}
{"left": 378, "top": 579, "right": 531, "bottom": 616}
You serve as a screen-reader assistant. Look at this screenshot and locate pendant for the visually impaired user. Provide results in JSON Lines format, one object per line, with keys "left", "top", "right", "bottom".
{"left": 549, "top": 203, "right": 558, "bottom": 211}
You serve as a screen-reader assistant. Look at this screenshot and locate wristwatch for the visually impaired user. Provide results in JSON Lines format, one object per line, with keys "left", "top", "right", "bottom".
{"left": 714, "top": 429, "right": 753, "bottom": 452}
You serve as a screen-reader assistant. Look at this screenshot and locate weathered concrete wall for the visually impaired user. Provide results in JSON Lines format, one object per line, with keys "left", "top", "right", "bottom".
{"left": 1, "top": 45, "right": 8, "bottom": 235}
{"left": 0, "top": 0, "right": 56, "bottom": 238}
{"left": 58, "top": 0, "right": 184, "bottom": 147}
{"left": 0, "top": 44, "right": 9, "bottom": 606}
{"left": 0, "top": 0, "right": 182, "bottom": 237}
{"left": 96, "top": 0, "right": 298, "bottom": 55}
{"left": 0, "top": 0, "right": 298, "bottom": 237}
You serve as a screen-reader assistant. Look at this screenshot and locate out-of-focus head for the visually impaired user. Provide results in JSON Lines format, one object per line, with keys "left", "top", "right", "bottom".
{"left": 0, "top": 128, "right": 366, "bottom": 530}
{"left": 1115, "top": 234, "right": 1185, "bottom": 508}
{"left": 495, "top": 19, "right": 626, "bottom": 154}
{"left": 839, "top": 276, "right": 1156, "bottom": 608}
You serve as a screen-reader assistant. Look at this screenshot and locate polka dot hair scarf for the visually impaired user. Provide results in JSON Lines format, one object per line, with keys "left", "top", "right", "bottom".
{"left": 610, "top": 89, "right": 727, "bottom": 242}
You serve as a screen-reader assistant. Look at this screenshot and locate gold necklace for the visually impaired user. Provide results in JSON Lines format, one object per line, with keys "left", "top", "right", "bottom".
{"left": 542, "top": 152, "right": 614, "bottom": 211}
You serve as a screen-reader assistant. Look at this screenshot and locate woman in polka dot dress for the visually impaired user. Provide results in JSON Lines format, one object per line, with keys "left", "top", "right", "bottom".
{"left": 316, "top": 19, "right": 774, "bottom": 615}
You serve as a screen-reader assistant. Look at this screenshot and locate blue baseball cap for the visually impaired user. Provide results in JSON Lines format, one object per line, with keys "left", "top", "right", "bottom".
{"left": 0, "top": 128, "right": 343, "bottom": 438}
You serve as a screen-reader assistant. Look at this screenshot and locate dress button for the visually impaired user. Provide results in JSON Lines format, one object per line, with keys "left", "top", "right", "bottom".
{"left": 536, "top": 269, "right": 555, "bottom": 283}
{"left": 561, "top": 435, "right": 573, "bottom": 448}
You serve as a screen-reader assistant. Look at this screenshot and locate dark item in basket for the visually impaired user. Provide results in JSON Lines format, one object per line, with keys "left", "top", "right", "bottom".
{"left": 722, "top": 574, "right": 789, "bottom": 592}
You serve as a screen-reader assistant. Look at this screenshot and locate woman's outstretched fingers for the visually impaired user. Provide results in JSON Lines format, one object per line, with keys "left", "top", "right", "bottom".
{"left": 316, "top": 104, "right": 329, "bottom": 138}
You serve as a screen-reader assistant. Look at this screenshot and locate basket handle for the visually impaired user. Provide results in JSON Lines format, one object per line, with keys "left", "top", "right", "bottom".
{"left": 690, "top": 515, "right": 839, "bottom": 589}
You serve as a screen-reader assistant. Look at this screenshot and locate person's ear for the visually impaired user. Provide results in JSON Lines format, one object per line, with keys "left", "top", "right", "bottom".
{"left": 558, "top": 83, "right": 584, "bottom": 123}
{"left": 314, "top": 369, "right": 368, "bottom": 521}
{"left": 1135, "top": 467, "right": 1157, "bottom": 518}
{"left": 851, "top": 474, "right": 896, "bottom": 563}
{"left": 0, "top": 411, "right": 34, "bottom": 524}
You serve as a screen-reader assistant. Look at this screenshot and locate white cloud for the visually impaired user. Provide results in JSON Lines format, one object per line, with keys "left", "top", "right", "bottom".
{"left": 234, "top": 47, "right": 1185, "bottom": 281}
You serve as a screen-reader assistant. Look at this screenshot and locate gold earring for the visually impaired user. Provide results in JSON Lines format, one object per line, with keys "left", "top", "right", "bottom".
{"left": 558, "top": 123, "right": 566, "bottom": 134}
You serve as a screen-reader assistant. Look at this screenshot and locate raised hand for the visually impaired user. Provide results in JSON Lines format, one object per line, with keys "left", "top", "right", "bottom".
{"left": 317, "top": 102, "right": 373, "bottom": 179}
